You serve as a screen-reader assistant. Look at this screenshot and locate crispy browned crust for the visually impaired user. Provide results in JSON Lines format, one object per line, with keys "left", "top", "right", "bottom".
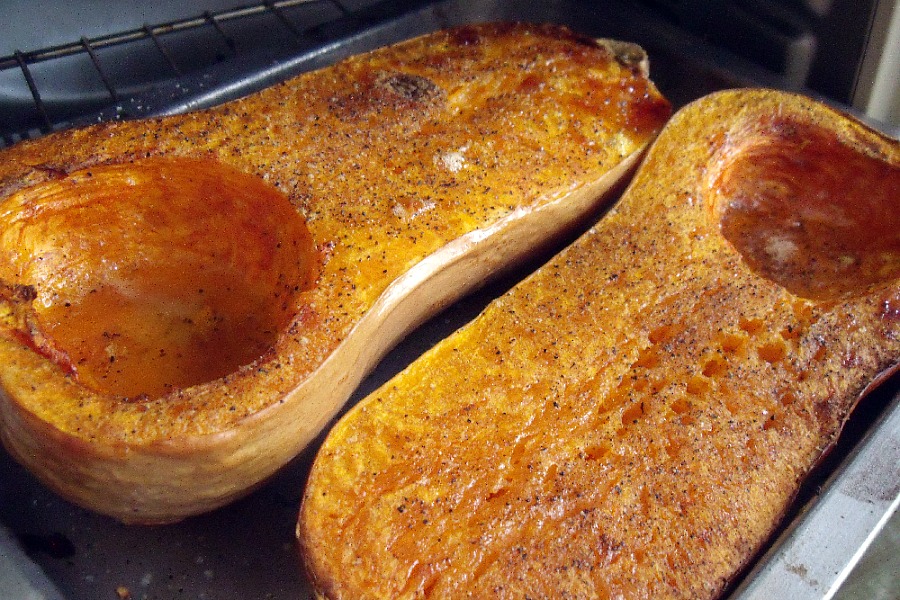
{"left": 298, "top": 89, "right": 900, "bottom": 599}
{"left": 0, "top": 24, "right": 669, "bottom": 522}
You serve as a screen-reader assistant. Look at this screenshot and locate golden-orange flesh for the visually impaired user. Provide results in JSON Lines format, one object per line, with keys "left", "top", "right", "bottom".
{"left": 2, "top": 157, "right": 315, "bottom": 399}
{"left": 0, "top": 24, "right": 669, "bottom": 523}
{"left": 299, "top": 90, "right": 900, "bottom": 599}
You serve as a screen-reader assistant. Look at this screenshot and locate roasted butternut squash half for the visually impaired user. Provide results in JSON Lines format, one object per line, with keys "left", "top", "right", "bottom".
{"left": 0, "top": 24, "right": 670, "bottom": 524}
{"left": 299, "top": 89, "right": 900, "bottom": 599}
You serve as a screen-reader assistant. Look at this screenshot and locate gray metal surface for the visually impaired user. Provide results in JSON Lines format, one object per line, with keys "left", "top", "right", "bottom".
{"left": 0, "top": 526, "right": 65, "bottom": 600}
{"left": 733, "top": 392, "right": 900, "bottom": 600}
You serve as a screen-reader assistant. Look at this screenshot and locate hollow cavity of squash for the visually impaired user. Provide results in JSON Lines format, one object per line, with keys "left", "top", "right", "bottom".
{"left": 0, "top": 156, "right": 316, "bottom": 399}
{"left": 709, "top": 117, "right": 900, "bottom": 301}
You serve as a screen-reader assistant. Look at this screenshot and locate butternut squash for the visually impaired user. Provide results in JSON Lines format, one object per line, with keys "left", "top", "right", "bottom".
{"left": 0, "top": 24, "right": 670, "bottom": 523}
{"left": 299, "top": 89, "right": 900, "bottom": 599}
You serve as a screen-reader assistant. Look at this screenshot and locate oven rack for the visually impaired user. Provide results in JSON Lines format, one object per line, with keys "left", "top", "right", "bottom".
{"left": 0, "top": 0, "right": 823, "bottom": 150}
{"left": 0, "top": 0, "right": 403, "bottom": 147}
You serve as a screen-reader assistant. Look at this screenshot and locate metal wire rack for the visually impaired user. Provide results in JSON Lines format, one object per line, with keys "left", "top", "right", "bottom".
{"left": 0, "top": 0, "right": 390, "bottom": 146}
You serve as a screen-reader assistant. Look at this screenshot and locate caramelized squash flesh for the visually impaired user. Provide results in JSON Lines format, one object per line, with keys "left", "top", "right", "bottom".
{"left": 2, "top": 157, "right": 316, "bottom": 399}
{"left": 711, "top": 116, "right": 900, "bottom": 300}
{"left": 298, "top": 90, "right": 900, "bottom": 599}
{"left": 0, "top": 24, "right": 669, "bottom": 523}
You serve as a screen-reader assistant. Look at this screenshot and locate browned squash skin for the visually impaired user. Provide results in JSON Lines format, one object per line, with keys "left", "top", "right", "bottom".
{"left": 0, "top": 24, "right": 670, "bottom": 523}
{"left": 298, "top": 89, "right": 900, "bottom": 599}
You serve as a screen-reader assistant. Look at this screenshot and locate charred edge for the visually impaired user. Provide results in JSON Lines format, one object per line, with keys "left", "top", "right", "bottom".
{"left": 598, "top": 39, "right": 650, "bottom": 76}
{"left": 377, "top": 73, "right": 443, "bottom": 104}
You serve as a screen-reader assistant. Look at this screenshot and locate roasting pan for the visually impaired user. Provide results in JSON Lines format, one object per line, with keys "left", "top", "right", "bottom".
{"left": 0, "top": 1, "right": 897, "bottom": 598}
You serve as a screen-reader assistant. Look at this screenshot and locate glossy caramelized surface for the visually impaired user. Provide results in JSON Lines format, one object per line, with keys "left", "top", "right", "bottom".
{"left": 0, "top": 24, "right": 670, "bottom": 522}
{"left": 0, "top": 24, "right": 668, "bottom": 441}
{"left": 299, "top": 90, "right": 900, "bottom": 599}
{"left": 712, "top": 117, "right": 900, "bottom": 301}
